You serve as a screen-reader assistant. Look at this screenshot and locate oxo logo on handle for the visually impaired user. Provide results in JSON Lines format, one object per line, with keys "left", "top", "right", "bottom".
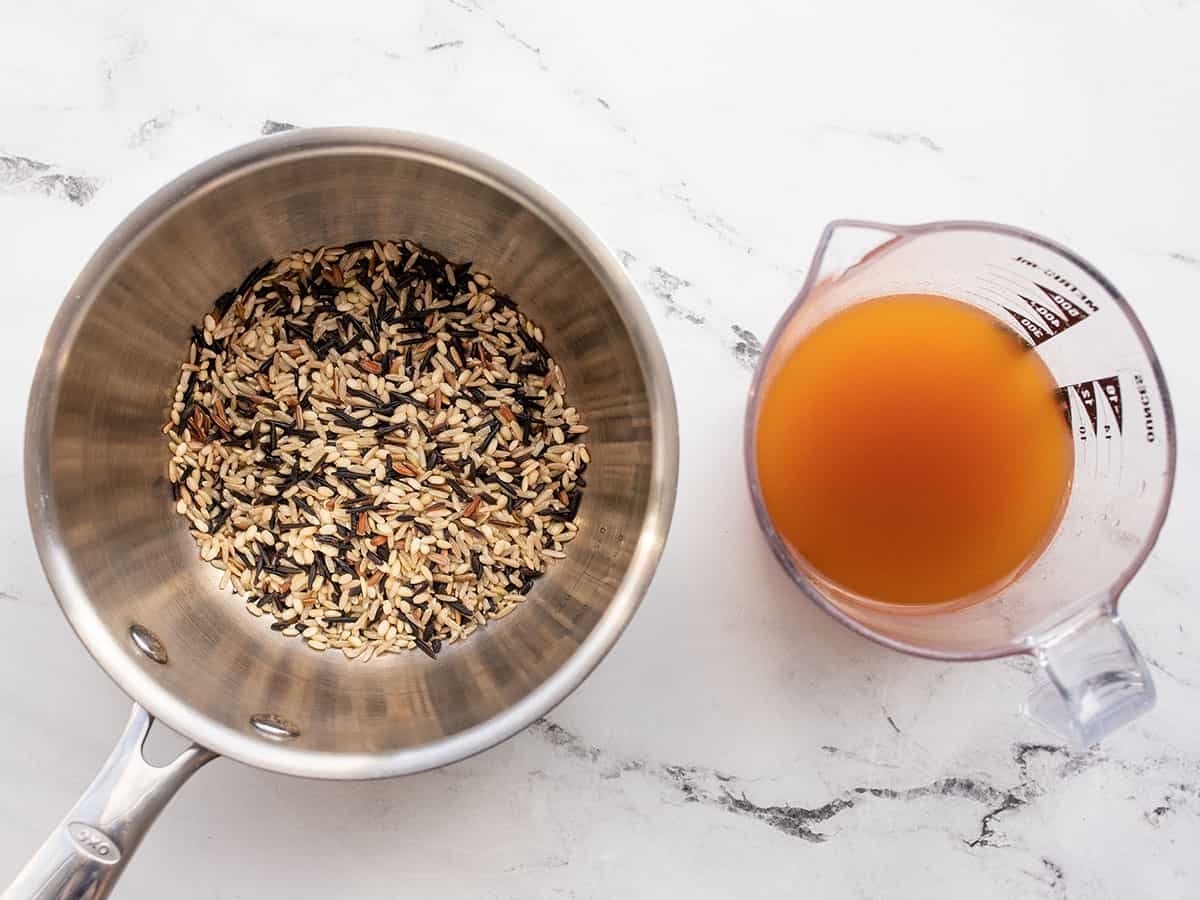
{"left": 67, "top": 823, "right": 121, "bottom": 865}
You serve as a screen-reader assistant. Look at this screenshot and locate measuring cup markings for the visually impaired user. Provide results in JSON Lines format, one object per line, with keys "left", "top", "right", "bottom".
{"left": 977, "top": 258, "right": 1158, "bottom": 489}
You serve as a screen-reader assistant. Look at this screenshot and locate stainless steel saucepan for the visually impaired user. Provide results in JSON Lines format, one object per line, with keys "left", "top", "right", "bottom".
{"left": 7, "top": 128, "right": 678, "bottom": 900}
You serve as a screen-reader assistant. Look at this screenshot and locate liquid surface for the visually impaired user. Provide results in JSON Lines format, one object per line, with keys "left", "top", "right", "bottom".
{"left": 755, "top": 293, "right": 1073, "bottom": 606}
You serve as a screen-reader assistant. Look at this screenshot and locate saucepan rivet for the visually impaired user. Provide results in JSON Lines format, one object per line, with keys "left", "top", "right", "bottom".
{"left": 250, "top": 713, "right": 300, "bottom": 741}
{"left": 128, "top": 624, "right": 168, "bottom": 665}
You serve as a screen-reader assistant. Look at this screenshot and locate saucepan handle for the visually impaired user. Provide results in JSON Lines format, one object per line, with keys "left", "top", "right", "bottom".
{"left": 2, "top": 704, "right": 216, "bottom": 900}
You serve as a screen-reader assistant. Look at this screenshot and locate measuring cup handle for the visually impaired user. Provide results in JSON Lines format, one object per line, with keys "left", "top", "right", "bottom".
{"left": 1023, "top": 610, "right": 1156, "bottom": 747}
{"left": 2, "top": 704, "right": 216, "bottom": 900}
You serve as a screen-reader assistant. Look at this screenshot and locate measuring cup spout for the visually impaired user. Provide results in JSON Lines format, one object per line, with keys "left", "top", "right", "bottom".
{"left": 1023, "top": 609, "right": 1156, "bottom": 748}
{"left": 803, "top": 220, "right": 908, "bottom": 291}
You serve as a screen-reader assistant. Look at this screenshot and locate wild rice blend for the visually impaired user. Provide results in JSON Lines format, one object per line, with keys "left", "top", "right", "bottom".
{"left": 164, "top": 240, "right": 588, "bottom": 661}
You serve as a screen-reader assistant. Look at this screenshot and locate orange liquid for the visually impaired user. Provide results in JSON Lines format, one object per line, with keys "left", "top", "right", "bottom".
{"left": 755, "top": 293, "right": 1072, "bottom": 606}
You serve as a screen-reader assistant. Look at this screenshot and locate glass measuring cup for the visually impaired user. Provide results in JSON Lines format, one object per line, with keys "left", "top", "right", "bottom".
{"left": 745, "top": 220, "right": 1176, "bottom": 746}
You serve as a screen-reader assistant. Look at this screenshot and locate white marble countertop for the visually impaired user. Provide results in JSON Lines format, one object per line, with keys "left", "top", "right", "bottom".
{"left": 2, "top": 2, "right": 1199, "bottom": 898}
